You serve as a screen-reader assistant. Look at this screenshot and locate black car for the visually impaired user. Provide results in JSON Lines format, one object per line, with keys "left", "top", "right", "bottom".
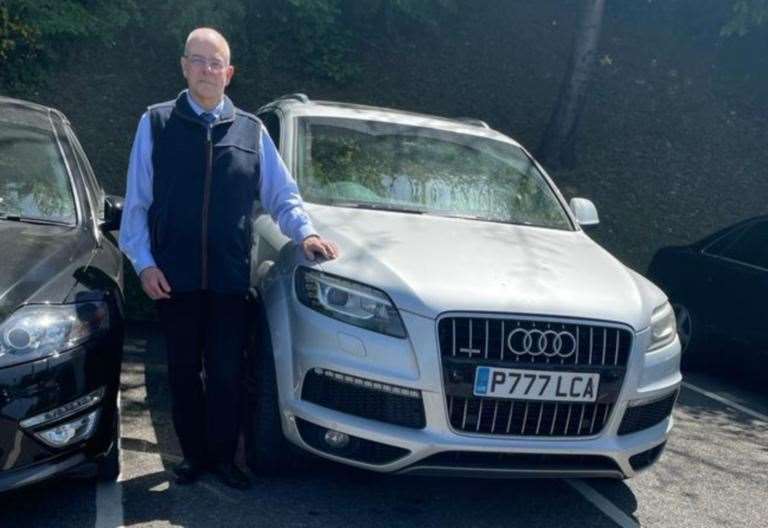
{"left": 647, "top": 216, "right": 768, "bottom": 378}
{"left": 0, "top": 97, "right": 124, "bottom": 491}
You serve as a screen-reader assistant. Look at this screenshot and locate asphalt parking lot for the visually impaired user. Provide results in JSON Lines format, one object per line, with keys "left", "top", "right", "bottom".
{"left": 1, "top": 323, "right": 766, "bottom": 528}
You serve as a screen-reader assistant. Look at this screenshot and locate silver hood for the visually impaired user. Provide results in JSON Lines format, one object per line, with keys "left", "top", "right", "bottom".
{"left": 306, "top": 204, "right": 667, "bottom": 331}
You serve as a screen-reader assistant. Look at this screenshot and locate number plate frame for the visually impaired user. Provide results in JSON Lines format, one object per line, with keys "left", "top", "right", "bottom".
{"left": 473, "top": 366, "right": 600, "bottom": 402}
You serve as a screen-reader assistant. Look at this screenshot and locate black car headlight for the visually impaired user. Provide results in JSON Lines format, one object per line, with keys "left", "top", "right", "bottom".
{"left": 295, "top": 267, "right": 407, "bottom": 338}
{"left": 0, "top": 302, "right": 110, "bottom": 367}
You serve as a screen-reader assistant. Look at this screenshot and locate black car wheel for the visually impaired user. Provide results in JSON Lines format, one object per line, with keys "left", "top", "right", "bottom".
{"left": 97, "top": 395, "right": 121, "bottom": 481}
{"left": 244, "top": 308, "right": 301, "bottom": 476}
{"left": 673, "top": 303, "right": 710, "bottom": 369}
{"left": 674, "top": 304, "right": 693, "bottom": 354}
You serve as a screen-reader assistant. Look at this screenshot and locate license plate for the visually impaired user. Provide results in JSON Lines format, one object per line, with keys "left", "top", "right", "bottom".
{"left": 474, "top": 366, "right": 599, "bottom": 402}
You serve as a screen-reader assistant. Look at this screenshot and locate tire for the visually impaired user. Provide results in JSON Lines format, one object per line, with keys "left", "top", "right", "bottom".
{"left": 97, "top": 395, "right": 121, "bottom": 482}
{"left": 673, "top": 303, "right": 711, "bottom": 371}
{"left": 244, "top": 305, "right": 300, "bottom": 476}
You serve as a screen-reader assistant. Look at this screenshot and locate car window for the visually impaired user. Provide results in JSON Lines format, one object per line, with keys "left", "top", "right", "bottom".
{"left": 718, "top": 221, "right": 768, "bottom": 269}
{"left": 295, "top": 116, "right": 572, "bottom": 230}
{"left": 67, "top": 126, "right": 104, "bottom": 220}
{"left": 0, "top": 119, "right": 77, "bottom": 224}
{"left": 703, "top": 224, "right": 748, "bottom": 256}
{"left": 259, "top": 112, "right": 281, "bottom": 149}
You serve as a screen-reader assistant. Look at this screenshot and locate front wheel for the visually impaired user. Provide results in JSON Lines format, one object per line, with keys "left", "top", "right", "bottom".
{"left": 97, "top": 395, "right": 121, "bottom": 481}
{"left": 673, "top": 303, "right": 711, "bottom": 370}
{"left": 244, "top": 306, "right": 300, "bottom": 475}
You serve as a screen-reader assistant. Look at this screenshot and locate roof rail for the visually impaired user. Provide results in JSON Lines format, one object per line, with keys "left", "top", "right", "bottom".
{"left": 455, "top": 117, "right": 490, "bottom": 129}
{"left": 276, "top": 93, "right": 310, "bottom": 103}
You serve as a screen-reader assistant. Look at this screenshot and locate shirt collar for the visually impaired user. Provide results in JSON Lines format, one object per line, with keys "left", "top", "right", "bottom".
{"left": 184, "top": 90, "right": 225, "bottom": 119}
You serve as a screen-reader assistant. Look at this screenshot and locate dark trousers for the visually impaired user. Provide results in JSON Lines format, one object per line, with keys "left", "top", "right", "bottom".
{"left": 156, "top": 290, "right": 248, "bottom": 465}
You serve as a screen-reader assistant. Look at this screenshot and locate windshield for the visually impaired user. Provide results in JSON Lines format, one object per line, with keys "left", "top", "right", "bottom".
{"left": 295, "top": 116, "right": 572, "bottom": 229}
{"left": 0, "top": 121, "right": 77, "bottom": 224}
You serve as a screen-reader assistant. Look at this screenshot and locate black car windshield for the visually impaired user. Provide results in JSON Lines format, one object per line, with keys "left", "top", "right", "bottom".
{"left": 295, "top": 116, "right": 572, "bottom": 229}
{"left": 0, "top": 122, "right": 76, "bottom": 224}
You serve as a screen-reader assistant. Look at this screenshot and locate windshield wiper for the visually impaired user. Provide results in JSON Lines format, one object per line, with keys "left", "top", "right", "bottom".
{"left": 430, "top": 212, "right": 534, "bottom": 226}
{"left": 331, "top": 202, "right": 426, "bottom": 215}
{"left": 430, "top": 212, "right": 509, "bottom": 223}
{"left": 0, "top": 212, "right": 73, "bottom": 226}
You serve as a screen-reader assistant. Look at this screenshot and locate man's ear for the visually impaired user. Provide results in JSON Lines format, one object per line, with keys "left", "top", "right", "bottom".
{"left": 225, "top": 65, "right": 235, "bottom": 87}
{"left": 180, "top": 56, "right": 189, "bottom": 80}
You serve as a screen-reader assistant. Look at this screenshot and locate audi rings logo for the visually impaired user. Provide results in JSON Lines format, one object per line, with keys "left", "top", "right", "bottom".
{"left": 506, "top": 328, "right": 577, "bottom": 358}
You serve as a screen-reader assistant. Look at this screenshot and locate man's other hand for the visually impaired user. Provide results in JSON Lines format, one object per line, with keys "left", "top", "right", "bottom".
{"left": 140, "top": 266, "right": 172, "bottom": 300}
{"left": 302, "top": 235, "right": 340, "bottom": 261}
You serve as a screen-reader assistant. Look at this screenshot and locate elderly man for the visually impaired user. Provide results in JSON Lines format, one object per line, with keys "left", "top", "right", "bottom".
{"left": 119, "top": 28, "right": 338, "bottom": 489}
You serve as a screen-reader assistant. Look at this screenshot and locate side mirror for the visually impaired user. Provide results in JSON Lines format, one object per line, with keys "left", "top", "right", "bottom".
{"left": 569, "top": 197, "right": 599, "bottom": 228}
{"left": 102, "top": 195, "right": 124, "bottom": 231}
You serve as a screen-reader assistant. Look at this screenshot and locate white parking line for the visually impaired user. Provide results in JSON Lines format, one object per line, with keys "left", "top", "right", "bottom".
{"left": 566, "top": 479, "right": 639, "bottom": 528}
{"left": 682, "top": 382, "right": 768, "bottom": 423}
{"left": 95, "top": 390, "right": 125, "bottom": 528}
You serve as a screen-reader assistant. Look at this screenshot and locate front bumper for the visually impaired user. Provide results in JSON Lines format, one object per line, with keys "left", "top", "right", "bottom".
{"left": 267, "top": 294, "right": 682, "bottom": 479}
{"left": 0, "top": 333, "right": 122, "bottom": 493}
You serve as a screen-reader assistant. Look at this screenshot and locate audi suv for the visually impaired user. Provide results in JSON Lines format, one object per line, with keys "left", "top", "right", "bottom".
{"left": 244, "top": 94, "right": 681, "bottom": 479}
{"left": 0, "top": 97, "right": 124, "bottom": 492}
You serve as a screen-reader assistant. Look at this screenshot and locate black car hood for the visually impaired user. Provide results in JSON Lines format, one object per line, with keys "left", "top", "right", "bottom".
{"left": 0, "top": 221, "right": 96, "bottom": 319}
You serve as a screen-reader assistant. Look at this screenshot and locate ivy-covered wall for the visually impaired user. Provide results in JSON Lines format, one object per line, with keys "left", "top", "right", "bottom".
{"left": 2, "top": 0, "right": 766, "bottom": 319}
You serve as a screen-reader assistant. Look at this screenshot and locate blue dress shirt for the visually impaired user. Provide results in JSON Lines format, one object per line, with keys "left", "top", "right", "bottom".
{"left": 119, "top": 91, "right": 317, "bottom": 275}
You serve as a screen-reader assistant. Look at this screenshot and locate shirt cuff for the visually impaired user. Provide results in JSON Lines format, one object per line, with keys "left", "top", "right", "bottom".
{"left": 295, "top": 224, "right": 318, "bottom": 244}
{"left": 131, "top": 251, "right": 157, "bottom": 277}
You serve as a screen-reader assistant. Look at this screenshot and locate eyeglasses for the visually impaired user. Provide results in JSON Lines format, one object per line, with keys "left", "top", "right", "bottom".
{"left": 184, "top": 55, "right": 227, "bottom": 72}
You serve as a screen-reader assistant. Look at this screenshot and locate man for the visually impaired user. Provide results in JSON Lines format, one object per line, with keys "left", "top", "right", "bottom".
{"left": 119, "top": 27, "right": 338, "bottom": 489}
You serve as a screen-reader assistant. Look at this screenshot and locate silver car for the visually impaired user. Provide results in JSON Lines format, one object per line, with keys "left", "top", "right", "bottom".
{"left": 244, "top": 94, "right": 681, "bottom": 479}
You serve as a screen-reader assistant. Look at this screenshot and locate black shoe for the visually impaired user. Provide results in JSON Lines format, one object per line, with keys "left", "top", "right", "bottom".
{"left": 212, "top": 462, "right": 251, "bottom": 490}
{"left": 173, "top": 459, "right": 204, "bottom": 485}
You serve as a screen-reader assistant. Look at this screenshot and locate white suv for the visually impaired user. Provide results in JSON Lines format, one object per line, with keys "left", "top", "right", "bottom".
{"left": 244, "top": 94, "right": 681, "bottom": 478}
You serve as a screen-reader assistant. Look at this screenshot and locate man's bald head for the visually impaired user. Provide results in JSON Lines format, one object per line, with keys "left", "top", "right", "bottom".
{"left": 181, "top": 27, "right": 235, "bottom": 110}
{"left": 184, "top": 27, "right": 231, "bottom": 64}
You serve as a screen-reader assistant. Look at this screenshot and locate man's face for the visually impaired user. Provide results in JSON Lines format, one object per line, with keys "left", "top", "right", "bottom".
{"left": 181, "top": 37, "right": 234, "bottom": 105}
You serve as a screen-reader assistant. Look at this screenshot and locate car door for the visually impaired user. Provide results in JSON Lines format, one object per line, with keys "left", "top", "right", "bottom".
{"left": 703, "top": 219, "right": 768, "bottom": 355}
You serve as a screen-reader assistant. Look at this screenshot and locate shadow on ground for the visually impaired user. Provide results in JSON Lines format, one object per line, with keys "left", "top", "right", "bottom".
{"left": 116, "top": 323, "right": 639, "bottom": 528}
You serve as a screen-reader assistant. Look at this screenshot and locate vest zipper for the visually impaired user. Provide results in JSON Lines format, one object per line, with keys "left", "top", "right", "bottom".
{"left": 201, "top": 124, "right": 213, "bottom": 289}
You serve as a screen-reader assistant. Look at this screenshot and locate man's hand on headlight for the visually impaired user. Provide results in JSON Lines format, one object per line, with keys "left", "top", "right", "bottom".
{"left": 140, "top": 266, "right": 172, "bottom": 300}
{"left": 302, "top": 235, "right": 340, "bottom": 261}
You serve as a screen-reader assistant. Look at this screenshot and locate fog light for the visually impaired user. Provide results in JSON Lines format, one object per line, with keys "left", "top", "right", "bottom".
{"left": 20, "top": 387, "right": 105, "bottom": 429}
{"left": 324, "top": 429, "right": 350, "bottom": 449}
{"left": 35, "top": 409, "right": 100, "bottom": 448}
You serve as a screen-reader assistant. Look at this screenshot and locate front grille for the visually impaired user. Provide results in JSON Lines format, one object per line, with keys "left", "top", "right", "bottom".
{"left": 618, "top": 392, "right": 678, "bottom": 435}
{"left": 302, "top": 369, "right": 426, "bottom": 429}
{"left": 413, "top": 451, "right": 621, "bottom": 473}
{"left": 296, "top": 418, "right": 410, "bottom": 465}
{"left": 438, "top": 317, "right": 632, "bottom": 367}
{"left": 447, "top": 397, "right": 613, "bottom": 436}
{"left": 439, "top": 316, "right": 632, "bottom": 437}
{"left": 629, "top": 442, "right": 666, "bottom": 471}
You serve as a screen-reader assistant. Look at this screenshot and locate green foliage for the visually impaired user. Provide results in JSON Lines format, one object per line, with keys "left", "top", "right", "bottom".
{"left": 0, "top": 0, "right": 137, "bottom": 90}
{"left": 0, "top": 0, "right": 456, "bottom": 89}
{"left": 282, "top": 0, "right": 359, "bottom": 82}
{"left": 276, "top": 0, "right": 456, "bottom": 82}
{"left": 147, "top": 0, "right": 249, "bottom": 58}
{"left": 0, "top": 5, "right": 41, "bottom": 88}
{"left": 721, "top": 0, "right": 768, "bottom": 36}
{"left": 377, "top": 0, "right": 457, "bottom": 29}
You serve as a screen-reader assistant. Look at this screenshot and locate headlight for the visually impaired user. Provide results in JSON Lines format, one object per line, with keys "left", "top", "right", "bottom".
{"left": 648, "top": 302, "right": 676, "bottom": 352}
{"left": 295, "top": 267, "right": 407, "bottom": 338}
{"left": 0, "top": 302, "right": 110, "bottom": 367}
